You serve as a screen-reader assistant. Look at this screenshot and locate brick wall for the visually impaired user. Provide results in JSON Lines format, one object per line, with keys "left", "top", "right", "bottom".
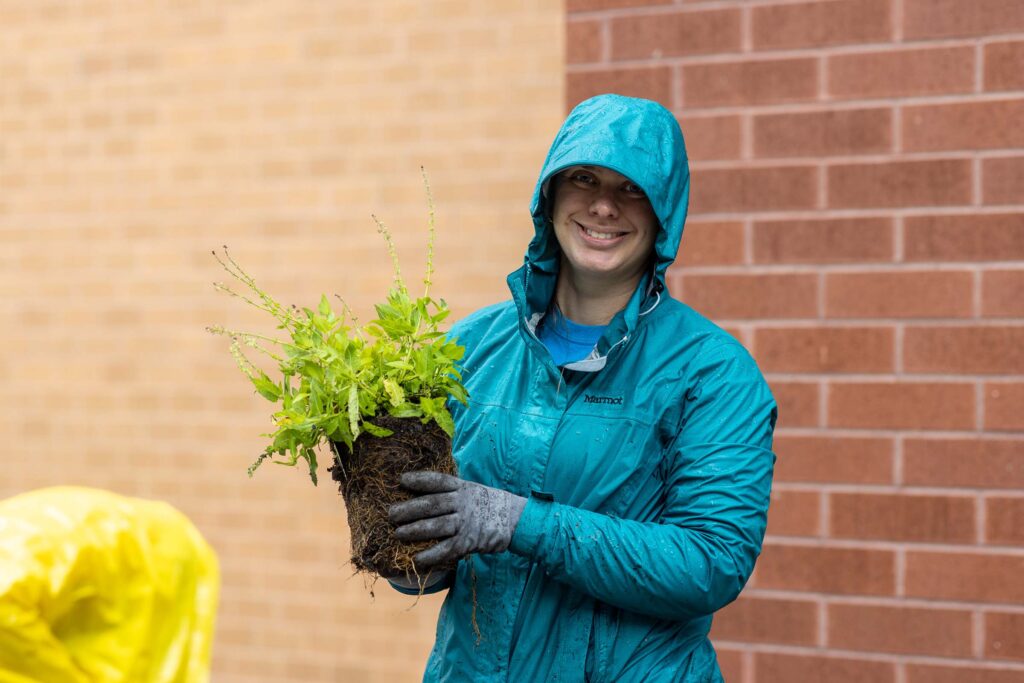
{"left": 0, "top": 3, "right": 562, "bottom": 681}
{"left": 567, "top": 0, "right": 1024, "bottom": 680}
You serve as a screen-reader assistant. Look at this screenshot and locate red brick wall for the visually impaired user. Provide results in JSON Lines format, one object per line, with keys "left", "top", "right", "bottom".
{"left": 568, "top": 1, "right": 1024, "bottom": 681}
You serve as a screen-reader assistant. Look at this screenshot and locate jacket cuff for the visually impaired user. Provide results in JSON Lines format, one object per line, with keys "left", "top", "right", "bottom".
{"left": 387, "top": 569, "right": 453, "bottom": 596}
{"left": 508, "top": 494, "right": 555, "bottom": 559}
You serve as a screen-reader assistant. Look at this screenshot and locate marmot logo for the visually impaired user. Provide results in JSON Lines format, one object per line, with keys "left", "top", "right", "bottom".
{"left": 584, "top": 394, "right": 623, "bottom": 406}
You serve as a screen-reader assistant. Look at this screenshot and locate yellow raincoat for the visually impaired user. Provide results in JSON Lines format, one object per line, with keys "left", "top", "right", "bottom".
{"left": 0, "top": 487, "right": 218, "bottom": 683}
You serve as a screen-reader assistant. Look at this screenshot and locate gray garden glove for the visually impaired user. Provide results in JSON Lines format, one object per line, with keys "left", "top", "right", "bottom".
{"left": 389, "top": 471, "right": 527, "bottom": 568}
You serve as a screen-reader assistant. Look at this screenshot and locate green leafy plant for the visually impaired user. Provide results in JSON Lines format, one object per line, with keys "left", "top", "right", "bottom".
{"left": 208, "top": 173, "right": 467, "bottom": 485}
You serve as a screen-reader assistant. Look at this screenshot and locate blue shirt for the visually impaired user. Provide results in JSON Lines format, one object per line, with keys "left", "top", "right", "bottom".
{"left": 536, "top": 308, "right": 608, "bottom": 366}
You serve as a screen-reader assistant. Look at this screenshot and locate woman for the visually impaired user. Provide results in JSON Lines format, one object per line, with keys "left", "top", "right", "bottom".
{"left": 388, "top": 93, "right": 777, "bottom": 682}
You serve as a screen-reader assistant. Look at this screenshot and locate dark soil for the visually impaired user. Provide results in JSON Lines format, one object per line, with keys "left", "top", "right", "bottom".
{"left": 329, "top": 415, "right": 458, "bottom": 581}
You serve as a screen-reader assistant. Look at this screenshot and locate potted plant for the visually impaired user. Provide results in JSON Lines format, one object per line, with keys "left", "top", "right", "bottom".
{"left": 208, "top": 174, "right": 466, "bottom": 584}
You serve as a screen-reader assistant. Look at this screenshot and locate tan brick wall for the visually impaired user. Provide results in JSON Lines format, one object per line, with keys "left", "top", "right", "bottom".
{"left": 1, "top": 3, "right": 563, "bottom": 681}
{"left": 568, "top": 0, "right": 1024, "bottom": 681}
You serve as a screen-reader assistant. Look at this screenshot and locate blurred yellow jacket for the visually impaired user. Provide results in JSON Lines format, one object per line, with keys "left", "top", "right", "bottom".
{"left": 0, "top": 487, "right": 219, "bottom": 683}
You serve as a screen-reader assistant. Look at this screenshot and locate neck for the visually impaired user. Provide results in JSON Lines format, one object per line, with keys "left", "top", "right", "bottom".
{"left": 553, "top": 259, "right": 644, "bottom": 325}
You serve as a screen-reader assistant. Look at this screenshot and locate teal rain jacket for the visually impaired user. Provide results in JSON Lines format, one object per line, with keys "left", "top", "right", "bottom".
{"left": 423, "top": 94, "right": 777, "bottom": 682}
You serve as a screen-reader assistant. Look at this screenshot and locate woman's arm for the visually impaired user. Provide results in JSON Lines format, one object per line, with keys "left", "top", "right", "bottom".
{"left": 508, "top": 343, "right": 777, "bottom": 621}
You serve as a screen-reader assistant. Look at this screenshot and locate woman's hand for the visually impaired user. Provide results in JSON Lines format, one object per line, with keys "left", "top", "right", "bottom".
{"left": 388, "top": 472, "right": 527, "bottom": 568}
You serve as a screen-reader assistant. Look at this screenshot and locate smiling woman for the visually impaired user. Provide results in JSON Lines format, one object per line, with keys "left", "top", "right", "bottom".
{"left": 386, "top": 93, "right": 777, "bottom": 683}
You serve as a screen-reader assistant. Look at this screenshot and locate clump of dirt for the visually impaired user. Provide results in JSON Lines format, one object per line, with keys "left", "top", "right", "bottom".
{"left": 329, "top": 415, "right": 458, "bottom": 582}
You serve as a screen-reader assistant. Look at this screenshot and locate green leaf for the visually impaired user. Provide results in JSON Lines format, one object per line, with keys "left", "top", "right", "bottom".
{"left": 347, "top": 383, "right": 360, "bottom": 438}
{"left": 383, "top": 378, "right": 405, "bottom": 407}
{"left": 432, "top": 408, "right": 455, "bottom": 437}
{"left": 252, "top": 371, "right": 281, "bottom": 402}
{"left": 361, "top": 421, "right": 394, "bottom": 438}
{"left": 389, "top": 402, "right": 421, "bottom": 418}
{"left": 318, "top": 294, "right": 332, "bottom": 317}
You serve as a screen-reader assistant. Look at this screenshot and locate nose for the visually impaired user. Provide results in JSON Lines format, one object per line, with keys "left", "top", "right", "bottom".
{"left": 589, "top": 191, "right": 619, "bottom": 219}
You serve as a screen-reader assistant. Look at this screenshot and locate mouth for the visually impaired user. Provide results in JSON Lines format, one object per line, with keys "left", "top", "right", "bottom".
{"left": 576, "top": 221, "right": 627, "bottom": 244}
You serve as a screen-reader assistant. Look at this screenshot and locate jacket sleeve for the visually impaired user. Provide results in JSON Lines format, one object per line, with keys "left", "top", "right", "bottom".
{"left": 507, "top": 341, "right": 777, "bottom": 621}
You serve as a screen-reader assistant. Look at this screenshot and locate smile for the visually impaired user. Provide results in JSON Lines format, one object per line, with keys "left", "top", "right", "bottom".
{"left": 577, "top": 221, "right": 627, "bottom": 244}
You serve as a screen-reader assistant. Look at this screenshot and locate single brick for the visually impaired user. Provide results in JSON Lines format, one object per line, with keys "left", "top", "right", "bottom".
{"left": 828, "top": 603, "right": 974, "bottom": 657}
{"left": 985, "top": 383, "right": 1024, "bottom": 431}
{"left": 678, "top": 220, "right": 745, "bottom": 266}
{"left": 773, "top": 435, "right": 893, "bottom": 484}
{"left": 769, "top": 381, "right": 821, "bottom": 428}
{"left": 766, "top": 489, "right": 821, "bottom": 537}
{"left": 710, "top": 595, "right": 818, "bottom": 645}
{"left": 610, "top": 9, "right": 741, "bottom": 60}
{"left": 828, "top": 159, "right": 972, "bottom": 208}
{"left": 754, "top": 108, "right": 891, "bottom": 158}
{"left": 987, "top": 614, "right": 1024, "bottom": 663}
{"left": 983, "top": 156, "right": 1024, "bottom": 205}
{"left": 904, "top": 326, "right": 1024, "bottom": 375}
{"left": 824, "top": 271, "right": 974, "bottom": 318}
{"left": 679, "top": 114, "right": 742, "bottom": 161}
{"left": 985, "top": 41, "right": 1024, "bottom": 91}
{"left": 904, "top": 0, "right": 1024, "bottom": 39}
{"left": 567, "top": 19, "right": 603, "bottom": 65}
{"left": 978, "top": 270, "right": 1024, "bottom": 317}
{"left": 905, "top": 438, "right": 1024, "bottom": 489}
{"left": 828, "top": 46, "right": 974, "bottom": 99}
{"left": 683, "top": 58, "right": 818, "bottom": 108}
{"left": 752, "top": 0, "right": 891, "bottom": 50}
{"left": 987, "top": 497, "right": 1024, "bottom": 545}
{"left": 907, "top": 664, "right": 1024, "bottom": 683}
{"left": 756, "top": 652, "right": 896, "bottom": 683}
{"left": 907, "top": 551, "right": 1024, "bottom": 603}
{"left": 691, "top": 166, "right": 818, "bottom": 213}
{"left": 753, "top": 326, "right": 894, "bottom": 373}
{"left": 828, "top": 382, "right": 976, "bottom": 430}
{"left": 830, "top": 492, "right": 976, "bottom": 543}
{"left": 755, "top": 543, "right": 896, "bottom": 595}
{"left": 568, "top": 0, "right": 671, "bottom": 11}
{"left": 903, "top": 100, "right": 1024, "bottom": 152}
{"left": 753, "top": 217, "right": 894, "bottom": 264}
{"left": 905, "top": 214, "right": 1024, "bottom": 262}
{"left": 678, "top": 273, "right": 818, "bottom": 319}
{"left": 566, "top": 66, "right": 672, "bottom": 110}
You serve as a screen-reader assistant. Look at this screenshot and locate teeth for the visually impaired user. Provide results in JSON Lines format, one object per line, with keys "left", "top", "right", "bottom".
{"left": 584, "top": 227, "right": 618, "bottom": 240}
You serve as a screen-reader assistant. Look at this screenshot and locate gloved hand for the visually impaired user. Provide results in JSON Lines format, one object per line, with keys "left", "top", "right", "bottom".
{"left": 389, "top": 472, "right": 527, "bottom": 568}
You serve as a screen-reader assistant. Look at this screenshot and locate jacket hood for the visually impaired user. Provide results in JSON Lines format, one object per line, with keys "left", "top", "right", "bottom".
{"left": 527, "top": 94, "right": 690, "bottom": 290}
{"left": 508, "top": 94, "right": 690, "bottom": 372}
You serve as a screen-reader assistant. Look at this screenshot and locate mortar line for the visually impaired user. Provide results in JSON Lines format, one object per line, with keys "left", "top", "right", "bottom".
{"left": 894, "top": 323, "right": 904, "bottom": 374}
{"left": 894, "top": 213, "right": 905, "bottom": 262}
{"left": 893, "top": 104, "right": 902, "bottom": 154}
{"left": 895, "top": 546, "right": 906, "bottom": 597}
{"left": 973, "top": 610, "right": 985, "bottom": 658}
{"left": 818, "top": 600, "right": 828, "bottom": 647}
{"left": 600, "top": 18, "right": 612, "bottom": 64}
{"left": 977, "top": 494, "right": 987, "bottom": 546}
{"left": 892, "top": 0, "right": 904, "bottom": 43}
{"left": 975, "top": 42, "right": 985, "bottom": 93}
{"left": 893, "top": 435, "right": 904, "bottom": 487}
{"left": 740, "top": 4, "right": 752, "bottom": 54}
{"left": 976, "top": 380, "right": 985, "bottom": 432}
{"left": 973, "top": 157, "right": 983, "bottom": 206}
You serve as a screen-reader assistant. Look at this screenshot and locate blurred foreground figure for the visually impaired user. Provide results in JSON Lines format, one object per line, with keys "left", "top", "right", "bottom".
{"left": 0, "top": 487, "right": 219, "bottom": 683}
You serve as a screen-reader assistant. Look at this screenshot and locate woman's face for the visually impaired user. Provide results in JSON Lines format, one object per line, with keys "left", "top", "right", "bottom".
{"left": 550, "top": 165, "right": 659, "bottom": 286}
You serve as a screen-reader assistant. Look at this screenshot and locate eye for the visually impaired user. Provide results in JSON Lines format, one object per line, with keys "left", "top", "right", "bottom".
{"left": 623, "top": 182, "right": 646, "bottom": 198}
{"left": 567, "top": 170, "right": 596, "bottom": 186}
